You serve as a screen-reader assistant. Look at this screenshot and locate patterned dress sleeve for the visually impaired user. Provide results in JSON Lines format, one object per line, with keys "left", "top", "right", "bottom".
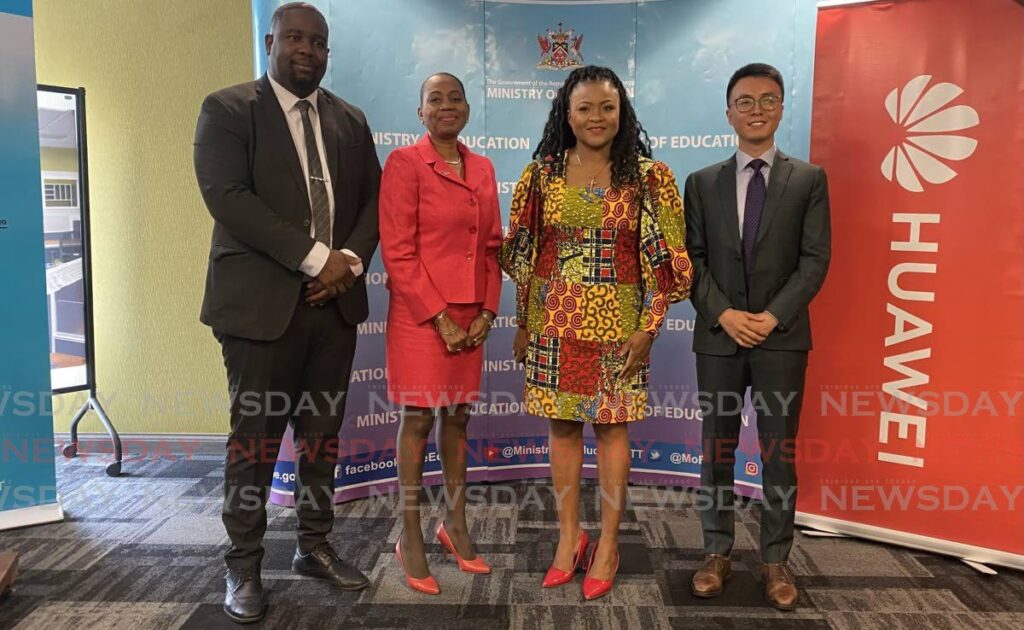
{"left": 638, "top": 161, "right": 693, "bottom": 336}
{"left": 499, "top": 162, "right": 543, "bottom": 327}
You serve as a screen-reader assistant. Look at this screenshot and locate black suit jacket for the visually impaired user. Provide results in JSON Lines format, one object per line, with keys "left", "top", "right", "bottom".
{"left": 194, "top": 75, "right": 381, "bottom": 341}
{"left": 684, "top": 150, "right": 830, "bottom": 355}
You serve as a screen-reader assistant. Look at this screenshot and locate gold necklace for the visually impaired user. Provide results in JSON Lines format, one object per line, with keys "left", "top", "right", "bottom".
{"left": 429, "top": 134, "right": 462, "bottom": 166}
{"left": 572, "top": 149, "right": 610, "bottom": 195}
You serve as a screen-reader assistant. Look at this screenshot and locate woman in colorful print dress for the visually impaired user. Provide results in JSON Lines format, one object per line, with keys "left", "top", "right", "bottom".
{"left": 500, "top": 66, "right": 692, "bottom": 600}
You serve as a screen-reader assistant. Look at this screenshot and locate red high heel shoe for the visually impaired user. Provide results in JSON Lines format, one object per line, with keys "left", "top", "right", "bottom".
{"left": 395, "top": 536, "right": 440, "bottom": 595}
{"left": 542, "top": 530, "right": 590, "bottom": 588}
{"left": 582, "top": 539, "right": 619, "bottom": 600}
{"left": 436, "top": 522, "right": 490, "bottom": 574}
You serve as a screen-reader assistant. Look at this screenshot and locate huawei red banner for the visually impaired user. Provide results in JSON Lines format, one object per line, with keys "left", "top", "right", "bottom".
{"left": 800, "top": 0, "right": 1024, "bottom": 568}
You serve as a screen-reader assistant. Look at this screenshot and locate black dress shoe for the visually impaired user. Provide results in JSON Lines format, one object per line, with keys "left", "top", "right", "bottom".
{"left": 292, "top": 543, "right": 369, "bottom": 591}
{"left": 224, "top": 567, "right": 268, "bottom": 624}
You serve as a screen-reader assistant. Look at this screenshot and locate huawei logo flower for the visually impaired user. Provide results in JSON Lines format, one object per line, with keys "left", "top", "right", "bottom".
{"left": 881, "top": 75, "right": 979, "bottom": 192}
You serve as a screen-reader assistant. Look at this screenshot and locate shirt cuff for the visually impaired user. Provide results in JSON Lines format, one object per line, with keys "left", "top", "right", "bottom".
{"left": 340, "top": 248, "right": 364, "bottom": 277}
{"left": 298, "top": 245, "right": 364, "bottom": 278}
{"left": 299, "top": 242, "right": 331, "bottom": 277}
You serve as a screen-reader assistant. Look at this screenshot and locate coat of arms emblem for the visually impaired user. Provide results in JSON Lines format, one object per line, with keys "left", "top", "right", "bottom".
{"left": 536, "top": 23, "right": 584, "bottom": 70}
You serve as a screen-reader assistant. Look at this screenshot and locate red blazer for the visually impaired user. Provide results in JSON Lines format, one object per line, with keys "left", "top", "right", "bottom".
{"left": 379, "top": 135, "right": 503, "bottom": 323}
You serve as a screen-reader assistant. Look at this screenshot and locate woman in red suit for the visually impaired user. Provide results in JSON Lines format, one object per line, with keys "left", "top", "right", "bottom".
{"left": 379, "top": 72, "right": 502, "bottom": 595}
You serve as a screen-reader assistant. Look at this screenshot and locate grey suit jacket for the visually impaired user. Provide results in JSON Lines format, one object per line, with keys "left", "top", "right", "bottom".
{"left": 194, "top": 75, "right": 381, "bottom": 341}
{"left": 684, "top": 150, "right": 830, "bottom": 355}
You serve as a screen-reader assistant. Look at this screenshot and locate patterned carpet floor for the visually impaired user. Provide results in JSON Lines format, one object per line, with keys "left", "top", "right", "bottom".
{"left": 1, "top": 446, "right": 1023, "bottom": 629}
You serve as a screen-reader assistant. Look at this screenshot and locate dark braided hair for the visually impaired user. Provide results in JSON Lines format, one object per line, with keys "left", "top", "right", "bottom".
{"left": 533, "top": 66, "right": 652, "bottom": 189}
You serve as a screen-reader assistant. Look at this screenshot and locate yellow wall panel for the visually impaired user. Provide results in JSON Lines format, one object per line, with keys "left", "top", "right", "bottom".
{"left": 34, "top": 0, "right": 253, "bottom": 434}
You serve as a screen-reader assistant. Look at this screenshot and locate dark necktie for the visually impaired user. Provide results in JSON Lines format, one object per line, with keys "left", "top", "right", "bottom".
{"left": 296, "top": 100, "right": 331, "bottom": 246}
{"left": 742, "top": 158, "right": 768, "bottom": 282}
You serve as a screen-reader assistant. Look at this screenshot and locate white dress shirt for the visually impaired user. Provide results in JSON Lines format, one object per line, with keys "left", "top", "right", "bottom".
{"left": 735, "top": 144, "right": 777, "bottom": 237}
{"left": 267, "top": 74, "right": 363, "bottom": 278}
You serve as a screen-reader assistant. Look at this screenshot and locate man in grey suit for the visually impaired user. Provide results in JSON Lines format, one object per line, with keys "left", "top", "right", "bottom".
{"left": 684, "top": 63, "right": 830, "bottom": 611}
{"left": 193, "top": 2, "right": 379, "bottom": 623}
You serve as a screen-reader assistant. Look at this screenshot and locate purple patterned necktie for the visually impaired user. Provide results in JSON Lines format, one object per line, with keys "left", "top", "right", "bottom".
{"left": 742, "top": 158, "right": 768, "bottom": 282}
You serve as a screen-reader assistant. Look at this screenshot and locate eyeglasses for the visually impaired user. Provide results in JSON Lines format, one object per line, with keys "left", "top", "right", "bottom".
{"left": 732, "top": 95, "right": 781, "bottom": 113}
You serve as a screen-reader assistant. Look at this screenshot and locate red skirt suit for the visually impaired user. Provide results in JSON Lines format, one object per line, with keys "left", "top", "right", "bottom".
{"left": 378, "top": 135, "right": 503, "bottom": 407}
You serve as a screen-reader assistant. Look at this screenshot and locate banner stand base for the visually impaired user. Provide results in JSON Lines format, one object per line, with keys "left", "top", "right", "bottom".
{"left": 0, "top": 500, "right": 64, "bottom": 532}
{"left": 801, "top": 529, "right": 849, "bottom": 539}
{"left": 63, "top": 393, "right": 122, "bottom": 477}
{"left": 961, "top": 559, "right": 998, "bottom": 576}
{"left": 796, "top": 512, "right": 1024, "bottom": 572}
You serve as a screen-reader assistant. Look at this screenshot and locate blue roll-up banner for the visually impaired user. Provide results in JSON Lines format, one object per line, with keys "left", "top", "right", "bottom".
{"left": 250, "top": 0, "right": 817, "bottom": 504}
{"left": 0, "top": 0, "right": 64, "bottom": 528}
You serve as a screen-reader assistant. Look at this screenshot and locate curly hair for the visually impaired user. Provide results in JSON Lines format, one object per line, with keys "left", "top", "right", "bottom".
{"left": 533, "top": 66, "right": 652, "bottom": 189}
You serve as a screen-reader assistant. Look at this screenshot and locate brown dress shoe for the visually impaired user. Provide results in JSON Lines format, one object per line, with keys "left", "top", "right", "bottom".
{"left": 762, "top": 563, "right": 799, "bottom": 610}
{"left": 691, "top": 554, "right": 731, "bottom": 598}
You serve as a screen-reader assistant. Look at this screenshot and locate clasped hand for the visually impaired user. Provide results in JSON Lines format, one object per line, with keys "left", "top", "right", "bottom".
{"left": 305, "top": 250, "right": 362, "bottom": 306}
{"left": 717, "top": 308, "right": 778, "bottom": 348}
{"left": 437, "top": 311, "right": 493, "bottom": 353}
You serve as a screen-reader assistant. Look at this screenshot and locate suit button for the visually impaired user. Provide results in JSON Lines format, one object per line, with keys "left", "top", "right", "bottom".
{"left": 738, "top": 289, "right": 746, "bottom": 296}
{"left": 303, "top": 219, "right": 311, "bottom": 227}
{"left": 469, "top": 226, "right": 477, "bottom": 234}
{"left": 465, "top": 252, "right": 473, "bottom": 260}
{"left": 468, "top": 198, "right": 477, "bottom": 206}
{"left": 735, "top": 254, "right": 742, "bottom": 262}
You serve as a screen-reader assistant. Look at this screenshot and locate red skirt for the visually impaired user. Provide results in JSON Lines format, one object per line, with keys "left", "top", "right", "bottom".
{"left": 386, "top": 298, "right": 484, "bottom": 408}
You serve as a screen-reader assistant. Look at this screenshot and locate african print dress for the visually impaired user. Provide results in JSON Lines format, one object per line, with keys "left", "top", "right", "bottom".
{"left": 500, "top": 157, "right": 692, "bottom": 423}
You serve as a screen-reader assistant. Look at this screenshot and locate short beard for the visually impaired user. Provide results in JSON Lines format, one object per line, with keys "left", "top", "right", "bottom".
{"left": 289, "top": 74, "right": 320, "bottom": 98}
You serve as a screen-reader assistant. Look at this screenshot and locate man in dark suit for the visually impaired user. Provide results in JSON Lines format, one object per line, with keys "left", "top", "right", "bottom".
{"left": 684, "top": 63, "right": 830, "bottom": 611}
{"left": 193, "top": 2, "right": 380, "bottom": 623}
